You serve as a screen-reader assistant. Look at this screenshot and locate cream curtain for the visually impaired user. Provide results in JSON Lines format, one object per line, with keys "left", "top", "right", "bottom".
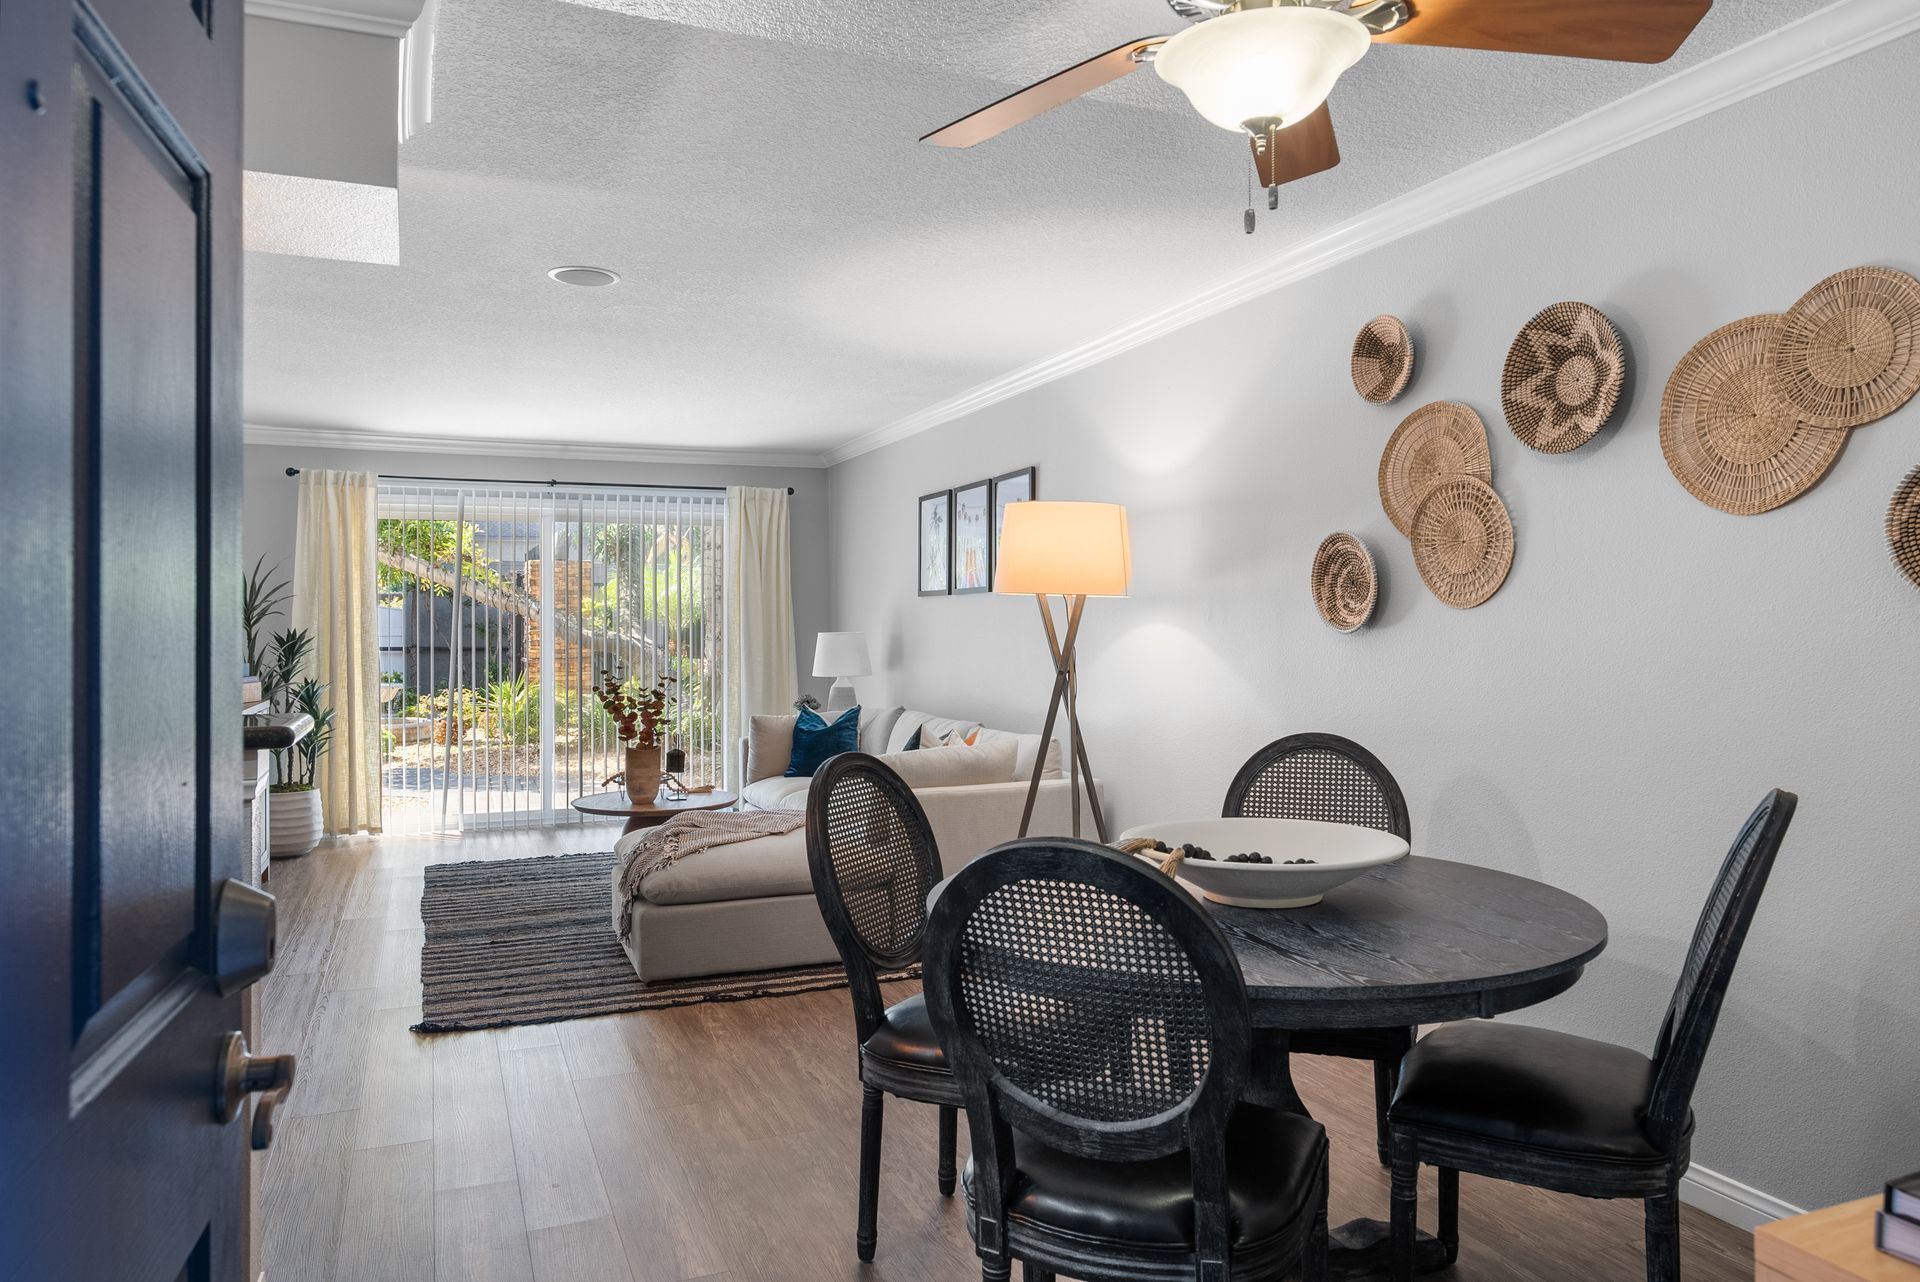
{"left": 724, "top": 486, "right": 798, "bottom": 789}
{"left": 292, "top": 470, "right": 382, "bottom": 835}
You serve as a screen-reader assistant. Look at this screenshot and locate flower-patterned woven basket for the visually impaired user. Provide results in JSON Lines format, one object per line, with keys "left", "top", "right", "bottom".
{"left": 1501, "top": 301, "right": 1626, "bottom": 453}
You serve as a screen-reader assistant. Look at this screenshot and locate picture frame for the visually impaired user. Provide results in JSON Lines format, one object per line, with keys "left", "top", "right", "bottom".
{"left": 918, "top": 489, "right": 952, "bottom": 596}
{"left": 951, "top": 479, "right": 993, "bottom": 595}
{"left": 990, "top": 466, "right": 1036, "bottom": 586}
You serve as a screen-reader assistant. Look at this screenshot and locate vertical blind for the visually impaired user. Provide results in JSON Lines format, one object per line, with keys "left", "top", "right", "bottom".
{"left": 375, "top": 480, "right": 727, "bottom": 834}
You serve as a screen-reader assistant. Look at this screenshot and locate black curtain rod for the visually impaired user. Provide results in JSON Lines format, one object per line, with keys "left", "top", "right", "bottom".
{"left": 283, "top": 466, "right": 792, "bottom": 495}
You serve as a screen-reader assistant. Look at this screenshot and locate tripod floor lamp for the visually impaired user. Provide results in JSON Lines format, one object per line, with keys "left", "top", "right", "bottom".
{"left": 994, "top": 500, "right": 1131, "bottom": 842}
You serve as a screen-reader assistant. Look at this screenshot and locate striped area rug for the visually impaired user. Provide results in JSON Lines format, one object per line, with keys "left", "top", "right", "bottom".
{"left": 412, "top": 849, "right": 915, "bottom": 1033}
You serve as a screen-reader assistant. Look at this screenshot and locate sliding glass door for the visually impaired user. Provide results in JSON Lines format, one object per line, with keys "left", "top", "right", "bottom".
{"left": 375, "top": 481, "right": 726, "bottom": 833}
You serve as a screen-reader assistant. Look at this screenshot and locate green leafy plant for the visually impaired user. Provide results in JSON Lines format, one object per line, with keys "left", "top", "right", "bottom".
{"left": 242, "top": 556, "right": 292, "bottom": 677}
{"left": 281, "top": 677, "right": 335, "bottom": 792}
{"left": 483, "top": 674, "right": 540, "bottom": 746}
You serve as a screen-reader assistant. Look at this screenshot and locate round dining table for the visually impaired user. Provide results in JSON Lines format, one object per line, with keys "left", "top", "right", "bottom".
{"left": 929, "top": 852, "right": 1609, "bottom": 1279}
{"left": 1207, "top": 855, "right": 1609, "bottom": 1278}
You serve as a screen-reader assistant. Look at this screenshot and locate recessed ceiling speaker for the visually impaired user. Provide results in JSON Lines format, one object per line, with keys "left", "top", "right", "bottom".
{"left": 547, "top": 266, "right": 619, "bottom": 287}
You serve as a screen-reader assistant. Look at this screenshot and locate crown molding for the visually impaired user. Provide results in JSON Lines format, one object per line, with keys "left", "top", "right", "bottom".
{"left": 244, "top": 423, "right": 829, "bottom": 471}
{"left": 824, "top": 0, "right": 1920, "bottom": 468}
{"left": 244, "top": 0, "right": 422, "bottom": 40}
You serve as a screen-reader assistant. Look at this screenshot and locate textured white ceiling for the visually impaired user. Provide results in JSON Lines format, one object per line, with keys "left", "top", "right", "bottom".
{"left": 243, "top": 0, "right": 1828, "bottom": 456}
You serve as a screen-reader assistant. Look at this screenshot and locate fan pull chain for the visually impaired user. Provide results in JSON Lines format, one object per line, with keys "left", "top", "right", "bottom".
{"left": 1243, "top": 147, "right": 1256, "bottom": 235}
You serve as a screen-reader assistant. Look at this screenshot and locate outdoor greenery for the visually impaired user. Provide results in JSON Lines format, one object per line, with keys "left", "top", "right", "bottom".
{"left": 377, "top": 518, "right": 507, "bottom": 595}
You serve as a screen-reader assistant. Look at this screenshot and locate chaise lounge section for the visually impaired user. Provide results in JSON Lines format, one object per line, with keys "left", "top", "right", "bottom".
{"left": 614, "top": 706, "right": 1093, "bottom": 981}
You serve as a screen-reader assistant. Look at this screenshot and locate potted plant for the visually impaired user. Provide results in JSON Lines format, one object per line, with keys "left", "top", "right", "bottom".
{"left": 243, "top": 558, "right": 334, "bottom": 857}
{"left": 593, "top": 666, "right": 674, "bottom": 804}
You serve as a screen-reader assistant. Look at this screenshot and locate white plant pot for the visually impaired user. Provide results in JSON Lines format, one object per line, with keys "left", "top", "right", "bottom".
{"left": 269, "top": 787, "right": 324, "bottom": 859}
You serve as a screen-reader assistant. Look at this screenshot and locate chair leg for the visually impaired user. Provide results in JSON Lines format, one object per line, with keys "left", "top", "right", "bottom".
{"left": 1645, "top": 1180, "right": 1682, "bottom": 1282}
{"left": 1372, "top": 1057, "right": 1397, "bottom": 1166}
{"left": 1437, "top": 1166, "right": 1460, "bottom": 1264}
{"left": 981, "top": 1259, "right": 1012, "bottom": 1282}
{"left": 938, "top": 1105, "right": 958, "bottom": 1197}
{"left": 857, "top": 1086, "right": 884, "bottom": 1262}
{"left": 1302, "top": 1176, "right": 1330, "bottom": 1282}
{"left": 1389, "top": 1130, "right": 1420, "bottom": 1282}
{"left": 1020, "top": 1264, "right": 1053, "bottom": 1282}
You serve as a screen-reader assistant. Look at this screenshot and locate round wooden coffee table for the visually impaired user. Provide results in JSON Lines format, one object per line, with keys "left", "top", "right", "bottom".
{"left": 570, "top": 789, "right": 739, "bottom": 836}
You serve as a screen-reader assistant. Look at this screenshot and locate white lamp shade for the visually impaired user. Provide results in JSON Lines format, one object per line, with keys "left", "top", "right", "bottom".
{"left": 812, "top": 631, "right": 872, "bottom": 678}
{"left": 1154, "top": 6, "right": 1370, "bottom": 133}
{"left": 994, "top": 502, "right": 1132, "bottom": 598}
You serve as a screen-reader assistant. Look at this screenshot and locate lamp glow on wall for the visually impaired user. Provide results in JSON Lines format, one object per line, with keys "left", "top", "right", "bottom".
{"left": 995, "top": 501, "right": 1131, "bottom": 841}
{"left": 812, "top": 631, "right": 872, "bottom": 713}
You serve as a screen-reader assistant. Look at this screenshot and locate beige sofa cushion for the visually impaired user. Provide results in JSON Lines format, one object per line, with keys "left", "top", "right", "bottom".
{"left": 745, "top": 714, "right": 798, "bottom": 783}
{"left": 875, "top": 739, "right": 1016, "bottom": 790}
{"left": 740, "top": 775, "right": 812, "bottom": 810}
{"left": 639, "top": 826, "right": 812, "bottom": 906}
{"left": 889, "top": 709, "right": 1062, "bottom": 780}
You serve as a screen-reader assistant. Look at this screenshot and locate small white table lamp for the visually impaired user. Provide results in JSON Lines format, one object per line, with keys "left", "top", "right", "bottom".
{"left": 812, "top": 631, "right": 872, "bottom": 713}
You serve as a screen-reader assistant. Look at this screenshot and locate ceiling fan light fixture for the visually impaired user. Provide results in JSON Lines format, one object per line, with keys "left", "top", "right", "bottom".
{"left": 1154, "top": 6, "right": 1369, "bottom": 135}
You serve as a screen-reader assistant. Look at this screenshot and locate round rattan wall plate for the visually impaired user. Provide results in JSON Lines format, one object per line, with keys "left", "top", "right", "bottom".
{"left": 1771, "top": 266, "right": 1920, "bottom": 429}
{"left": 1410, "top": 477, "right": 1513, "bottom": 609}
{"left": 1378, "top": 401, "right": 1492, "bottom": 536}
{"left": 1351, "top": 315, "right": 1414, "bottom": 405}
{"left": 1310, "top": 532, "right": 1378, "bottom": 632}
{"left": 1660, "top": 314, "right": 1847, "bottom": 516}
{"left": 1890, "top": 464, "right": 1920, "bottom": 591}
{"left": 1501, "top": 301, "right": 1626, "bottom": 453}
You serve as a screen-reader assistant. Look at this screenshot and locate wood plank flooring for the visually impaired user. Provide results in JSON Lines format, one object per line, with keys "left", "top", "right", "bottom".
{"left": 258, "top": 826, "right": 1756, "bottom": 1282}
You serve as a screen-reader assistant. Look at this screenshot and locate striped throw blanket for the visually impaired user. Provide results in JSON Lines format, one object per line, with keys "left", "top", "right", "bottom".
{"left": 612, "top": 809, "right": 807, "bottom": 943}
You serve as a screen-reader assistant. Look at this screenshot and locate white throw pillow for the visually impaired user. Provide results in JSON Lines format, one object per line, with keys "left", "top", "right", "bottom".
{"left": 876, "top": 739, "right": 1017, "bottom": 790}
{"left": 745, "top": 714, "right": 797, "bottom": 783}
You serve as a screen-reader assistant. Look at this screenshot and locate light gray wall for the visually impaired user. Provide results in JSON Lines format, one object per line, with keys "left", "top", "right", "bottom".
{"left": 245, "top": 17, "right": 400, "bottom": 188}
{"left": 828, "top": 36, "right": 1920, "bottom": 1213}
{"left": 243, "top": 441, "right": 831, "bottom": 702}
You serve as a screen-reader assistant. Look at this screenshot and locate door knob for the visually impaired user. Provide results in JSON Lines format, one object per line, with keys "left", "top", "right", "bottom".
{"left": 215, "top": 1031, "right": 296, "bottom": 1151}
{"left": 213, "top": 878, "right": 276, "bottom": 995}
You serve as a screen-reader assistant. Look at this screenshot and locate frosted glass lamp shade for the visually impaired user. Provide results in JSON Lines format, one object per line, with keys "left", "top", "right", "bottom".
{"left": 1154, "top": 6, "right": 1370, "bottom": 133}
{"left": 812, "top": 631, "right": 872, "bottom": 679}
{"left": 995, "top": 502, "right": 1132, "bottom": 598}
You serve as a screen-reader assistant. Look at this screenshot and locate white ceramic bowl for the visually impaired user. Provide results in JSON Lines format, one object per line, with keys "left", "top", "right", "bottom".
{"left": 1116, "top": 817, "right": 1409, "bottom": 908}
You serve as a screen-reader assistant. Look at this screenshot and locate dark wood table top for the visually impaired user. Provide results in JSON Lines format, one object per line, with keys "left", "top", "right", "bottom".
{"left": 569, "top": 789, "right": 738, "bottom": 818}
{"left": 1211, "top": 855, "right": 1608, "bottom": 1030}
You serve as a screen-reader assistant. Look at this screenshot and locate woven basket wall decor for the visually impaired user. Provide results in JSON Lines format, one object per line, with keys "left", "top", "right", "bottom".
{"left": 1351, "top": 315, "right": 1414, "bottom": 405}
{"left": 1310, "top": 532, "right": 1378, "bottom": 631}
{"left": 1501, "top": 301, "right": 1626, "bottom": 453}
{"left": 1771, "top": 266, "right": 1920, "bottom": 429}
{"left": 1378, "top": 401, "right": 1492, "bottom": 536}
{"left": 1410, "top": 477, "right": 1514, "bottom": 609}
{"left": 1660, "top": 314, "right": 1847, "bottom": 515}
{"left": 1890, "top": 464, "right": 1920, "bottom": 591}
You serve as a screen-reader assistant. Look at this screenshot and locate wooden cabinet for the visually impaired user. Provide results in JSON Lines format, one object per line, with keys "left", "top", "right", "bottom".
{"left": 1756, "top": 1197, "right": 1920, "bottom": 1282}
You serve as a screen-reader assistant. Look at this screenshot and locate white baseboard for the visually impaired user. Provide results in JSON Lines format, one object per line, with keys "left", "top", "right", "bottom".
{"left": 1680, "top": 1164, "right": 1804, "bottom": 1231}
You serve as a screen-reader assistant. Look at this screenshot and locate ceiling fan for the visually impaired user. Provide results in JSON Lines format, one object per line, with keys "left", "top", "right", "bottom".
{"left": 922, "top": 0, "right": 1712, "bottom": 209}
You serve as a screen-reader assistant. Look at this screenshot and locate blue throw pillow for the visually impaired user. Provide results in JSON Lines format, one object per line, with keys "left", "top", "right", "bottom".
{"left": 784, "top": 705, "right": 861, "bottom": 777}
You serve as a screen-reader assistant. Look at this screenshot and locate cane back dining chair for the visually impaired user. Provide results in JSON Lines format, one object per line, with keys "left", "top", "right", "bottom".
{"left": 925, "top": 837, "right": 1330, "bottom": 1282}
{"left": 1223, "top": 732, "right": 1414, "bottom": 1163}
{"left": 806, "top": 752, "right": 961, "bottom": 1262}
{"left": 1387, "top": 788, "right": 1798, "bottom": 1282}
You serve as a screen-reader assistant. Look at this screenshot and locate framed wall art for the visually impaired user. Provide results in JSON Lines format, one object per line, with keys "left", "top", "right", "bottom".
{"left": 951, "top": 479, "right": 992, "bottom": 594}
{"left": 990, "top": 466, "right": 1035, "bottom": 585}
{"left": 918, "top": 489, "right": 951, "bottom": 596}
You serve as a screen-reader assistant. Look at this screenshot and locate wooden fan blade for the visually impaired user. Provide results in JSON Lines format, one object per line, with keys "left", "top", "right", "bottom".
{"left": 1372, "top": 0, "right": 1711, "bottom": 63}
{"left": 921, "top": 39, "right": 1165, "bottom": 148}
{"left": 1252, "top": 104, "right": 1340, "bottom": 190}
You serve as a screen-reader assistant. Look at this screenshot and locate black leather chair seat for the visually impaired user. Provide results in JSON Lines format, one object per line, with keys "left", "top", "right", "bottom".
{"left": 964, "top": 1104, "right": 1324, "bottom": 1249}
{"left": 1392, "top": 1022, "right": 1688, "bottom": 1163}
{"left": 861, "top": 993, "right": 947, "bottom": 1072}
